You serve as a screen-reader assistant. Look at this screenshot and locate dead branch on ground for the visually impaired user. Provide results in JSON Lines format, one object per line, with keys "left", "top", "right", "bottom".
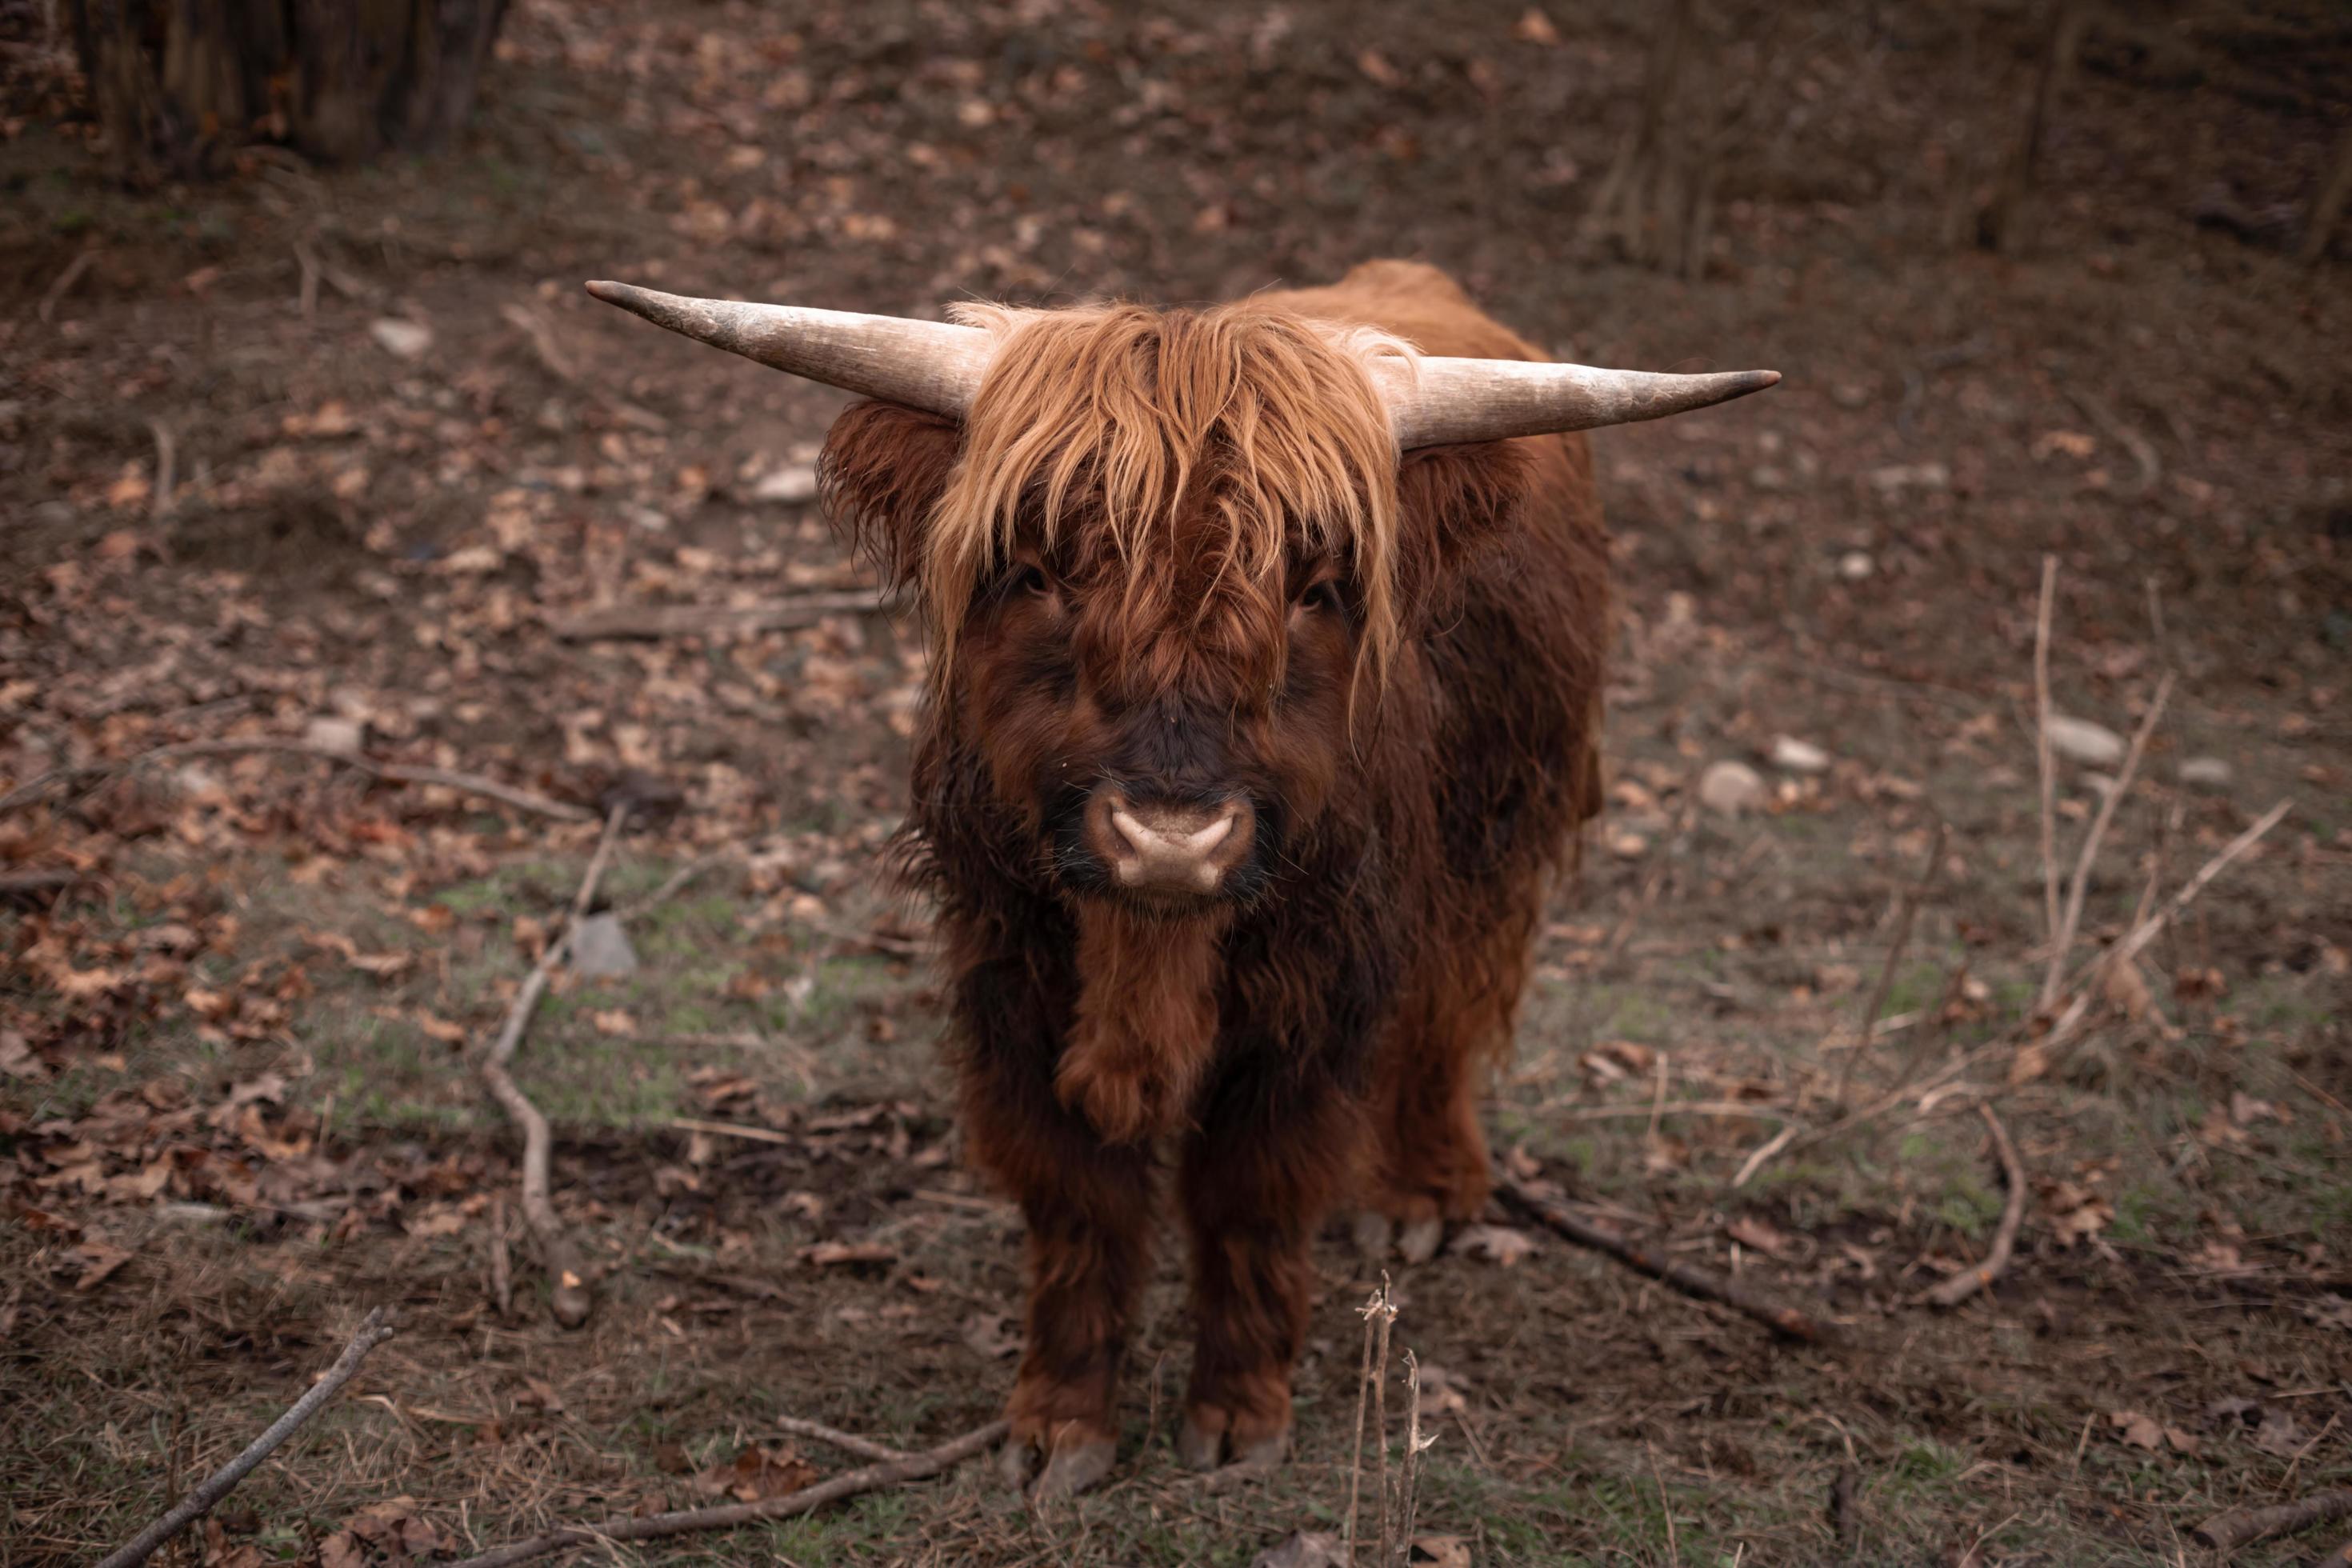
{"left": 439, "top": 1417, "right": 1010, "bottom": 1568}
{"left": 548, "top": 590, "right": 895, "bottom": 642}
{"left": 771, "top": 1416, "right": 908, "bottom": 1464}
{"left": 95, "top": 1308, "right": 396, "bottom": 1568}
{"left": 1834, "top": 819, "right": 1947, "bottom": 1105}
{"left": 0, "top": 738, "right": 591, "bottom": 822}
{"left": 1916, "top": 1105, "right": 2026, "bottom": 1309}
{"left": 1496, "top": 1174, "right": 1833, "bottom": 1344}
{"left": 2192, "top": 1488, "right": 2352, "bottom": 1553}
{"left": 479, "top": 806, "right": 627, "bottom": 1328}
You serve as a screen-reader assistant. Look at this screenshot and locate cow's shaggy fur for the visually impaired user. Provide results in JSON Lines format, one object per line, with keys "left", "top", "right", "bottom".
{"left": 818, "top": 259, "right": 1608, "bottom": 1489}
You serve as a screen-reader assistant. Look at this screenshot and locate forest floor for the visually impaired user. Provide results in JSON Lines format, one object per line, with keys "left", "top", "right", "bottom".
{"left": 3, "top": 2, "right": 2350, "bottom": 1564}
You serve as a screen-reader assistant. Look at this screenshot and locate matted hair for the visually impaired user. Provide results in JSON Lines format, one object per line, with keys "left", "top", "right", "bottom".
{"left": 920, "top": 301, "right": 1414, "bottom": 691}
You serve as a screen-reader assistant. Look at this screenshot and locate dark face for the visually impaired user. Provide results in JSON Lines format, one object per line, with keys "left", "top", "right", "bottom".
{"left": 946, "top": 492, "right": 1362, "bottom": 915}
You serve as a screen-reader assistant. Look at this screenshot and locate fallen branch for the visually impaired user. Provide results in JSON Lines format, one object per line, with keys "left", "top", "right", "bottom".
{"left": 2064, "top": 387, "right": 2160, "bottom": 498}
{"left": 480, "top": 806, "right": 628, "bottom": 1328}
{"left": 38, "top": 246, "right": 96, "bottom": 323}
{"left": 0, "top": 738, "right": 591, "bottom": 822}
{"left": 1834, "top": 818, "right": 1946, "bottom": 1105}
{"left": 1496, "top": 1174, "right": 1833, "bottom": 1343}
{"left": 96, "top": 1308, "right": 397, "bottom": 1568}
{"left": 772, "top": 1416, "right": 908, "bottom": 1464}
{"left": 1917, "top": 1105, "right": 2026, "bottom": 1309}
{"left": 548, "top": 591, "right": 894, "bottom": 642}
{"left": 2031, "top": 557, "right": 2062, "bottom": 1006}
{"left": 441, "top": 1417, "right": 1009, "bottom": 1568}
{"left": 2192, "top": 1488, "right": 2352, "bottom": 1553}
{"left": 2042, "top": 672, "right": 2172, "bottom": 1006}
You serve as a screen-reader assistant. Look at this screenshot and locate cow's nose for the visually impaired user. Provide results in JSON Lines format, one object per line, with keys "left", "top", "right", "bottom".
{"left": 1085, "top": 790, "right": 1254, "bottom": 895}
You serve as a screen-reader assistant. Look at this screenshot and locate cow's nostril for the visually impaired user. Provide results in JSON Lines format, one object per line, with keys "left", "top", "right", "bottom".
{"left": 1089, "top": 794, "right": 1252, "bottom": 895}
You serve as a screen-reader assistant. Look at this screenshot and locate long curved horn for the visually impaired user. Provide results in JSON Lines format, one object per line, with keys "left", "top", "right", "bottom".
{"left": 583, "top": 281, "right": 992, "bottom": 418}
{"left": 1381, "top": 357, "right": 1779, "bottom": 450}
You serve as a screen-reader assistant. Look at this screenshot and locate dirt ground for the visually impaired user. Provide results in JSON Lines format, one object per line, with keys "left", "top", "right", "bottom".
{"left": 4, "top": 2, "right": 2350, "bottom": 1564}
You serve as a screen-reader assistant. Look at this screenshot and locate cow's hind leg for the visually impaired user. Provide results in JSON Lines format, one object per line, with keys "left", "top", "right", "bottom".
{"left": 1177, "top": 1062, "right": 1356, "bottom": 1474}
{"left": 1360, "top": 894, "right": 1539, "bottom": 1262}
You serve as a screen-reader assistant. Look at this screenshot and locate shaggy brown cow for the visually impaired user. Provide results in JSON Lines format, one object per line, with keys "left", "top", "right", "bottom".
{"left": 588, "top": 261, "right": 1774, "bottom": 1498}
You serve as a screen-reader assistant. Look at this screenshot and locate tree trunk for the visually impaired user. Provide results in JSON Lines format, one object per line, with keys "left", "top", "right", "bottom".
{"left": 68, "top": 0, "right": 508, "bottom": 183}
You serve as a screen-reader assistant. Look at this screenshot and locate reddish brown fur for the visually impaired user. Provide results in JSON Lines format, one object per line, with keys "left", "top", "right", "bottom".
{"left": 819, "top": 260, "right": 1607, "bottom": 1480}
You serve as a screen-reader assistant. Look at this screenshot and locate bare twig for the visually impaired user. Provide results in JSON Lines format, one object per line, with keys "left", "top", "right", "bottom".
{"left": 2042, "top": 798, "right": 2293, "bottom": 1057}
{"left": 2032, "top": 557, "right": 2061, "bottom": 1000}
{"left": 1730, "top": 1123, "right": 1799, "bottom": 1189}
{"left": 2192, "top": 1488, "right": 2352, "bottom": 1553}
{"left": 1397, "top": 1351, "right": 1432, "bottom": 1566}
{"left": 441, "top": 1417, "right": 1009, "bottom": 1568}
{"left": 481, "top": 806, "right": 628, "bottom": 1328}
{"left": 0, "top": 738, "right": 590, "bottom": 822}
{"left": 1917, "top": 1105, "right": 2026, "bottom": 1308}
{"left": 38, "top": 246, "right": 95, "bottom": 323}
{"left": 2299, "top": 122, "right": 2352, "bottom": 266}
{"left": 1372, "top": 1285, "right": 1396, "bottom": 1567}
{"left": 548, "top": 591, "right": 895, "bottom": 642}
{"left": 2042, "top": 673, "right": 2172, "bottom": 1006}
{"left": 95, "top": 1308, "right": 397, "bottom": 1568}
{"left": 147, "top": 419, "right": 177, "bottom": 523}
{"left": 1496, "top": 1174, "right": 1833, "bottom": 1343}
{"left": 668, "top": 1116, "right": 796, "bottom": 1147}
{"left": 487, "top": 1198, "right": 513, "bottom": 1318}
{"left": 2064, "top": 387, "right": 2160, "bottom": 498}
{"left": 1834, "top": 819, "right": 1947, "bottom": 1105}
{"left": 771, "top": 1416, "right": 909, "bottom": 1465}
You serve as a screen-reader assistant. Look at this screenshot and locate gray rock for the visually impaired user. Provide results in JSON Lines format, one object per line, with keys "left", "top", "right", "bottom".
{"left": 2046, "top": 715, "right": 2126, "bottom": 767}
{"left": 1698, "top": 758, "right": 1767, "bottom": 816}
{"left": 2179, "top": 756, "right": 2234, "bottom": 791}
{"left": 569, "top": 912, "right": 638, "bottom": 978}
{"left": 753, "top": 463, "right": 819, "bottom": 504}
{"left": 369, "top": 318, "right": 433, "bottom": 360}
{"left": 302, "top": 716, "right": 365, "bottom": 757}
{"left": 1770, "top": 735, "right": 1831, "bottom": 774}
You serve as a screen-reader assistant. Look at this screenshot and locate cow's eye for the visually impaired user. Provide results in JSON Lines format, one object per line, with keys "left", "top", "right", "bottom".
{"left": 1294, "top": 578, "right": 1344, "bottom": 616}
{"left": 1010, "top": 563, "right": 1051, "bottom": 598}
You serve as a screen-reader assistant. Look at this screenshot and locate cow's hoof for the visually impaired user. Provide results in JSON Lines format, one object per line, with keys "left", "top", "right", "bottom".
{"left": 1178, "top": 1414, "right": 1290, "bottom": 1477}
{"left": 1397, "top": 1215, "right": 1445, "bottom": 1265}
{"left": 1352, "top": 1210, "right": 1396, "bottom": 1258}
{"left": 1177, "top": 1414, "right": 1223, "bottom": 1472}
{"left": 1029, "top": 1436, "right": 1118, "bottom": 1502}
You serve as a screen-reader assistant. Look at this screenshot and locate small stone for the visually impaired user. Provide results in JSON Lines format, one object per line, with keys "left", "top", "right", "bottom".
{"left": 2081, "top": 770, "right": 2118, "bottom": 797}
{"left": 1838, "top": 550, "right": 1875, "bottom": 580}
{"left": 2045, "top": 715, "right": 2125, "bottom": 767}
{"left": 568, "top": 913, "right": 638, "bottom": 978}
{"left": 2178, "top": 756, "right": 2233, "bottom": 791}
{"left": 752, "top": 463, "right": 819, "bottom": 504}
{"left": 369, "top": 318, "right": 433, "bottom": 360}
{"left": 302, "top": 716, "right": 365, "bottom": 757}
{"left": 1770, "top": 735, "right": 1831, "bottom": 774}
{"left": 1698, "top": 759, "right": 1766, "bottom": 816}
{"left": 1864, "top": 461, "right": 1950, "bottom": 494}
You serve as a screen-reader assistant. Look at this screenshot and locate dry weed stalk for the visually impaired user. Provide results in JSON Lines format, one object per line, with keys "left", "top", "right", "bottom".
{"left": 1916, "top": 1105, "right": 2026, "bottom": 1308}
{"left": 2040, "top": 670, "right": 2174, "bottom": 1008}
{"left": 1833, "top": 818, "right": 1948, "bottom": 1106}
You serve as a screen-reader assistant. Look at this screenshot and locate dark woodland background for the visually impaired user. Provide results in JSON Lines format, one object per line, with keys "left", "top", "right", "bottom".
{"left": 2, "top": 2, "right": 2348, "bottom": 1565}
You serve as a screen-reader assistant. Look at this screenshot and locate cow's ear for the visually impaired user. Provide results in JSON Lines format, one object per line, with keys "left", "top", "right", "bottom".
{"left": 1392, "top": 440, "right": 1534, "bottom": 624}
{"left": 818, "top": 401, "right": 963, "bottom": 593}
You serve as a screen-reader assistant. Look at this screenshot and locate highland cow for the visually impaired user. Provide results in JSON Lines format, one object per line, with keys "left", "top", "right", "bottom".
{"left": 589, "top": 261, "right": 1776, "bottom": 1498}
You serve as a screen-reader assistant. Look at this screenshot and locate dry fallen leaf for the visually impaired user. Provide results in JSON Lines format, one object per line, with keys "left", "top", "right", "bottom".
{"left": 2110, "top": 1410, "right": 2162, "bottom": 1450}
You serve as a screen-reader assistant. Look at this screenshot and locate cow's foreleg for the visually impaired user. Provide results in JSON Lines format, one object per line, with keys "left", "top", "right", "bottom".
{"left": 1175, "top": 1068, "right": 1357, "bottom": 1473}
{"left": 966, "top": 1061, "right": 1158, "bottom": 1500}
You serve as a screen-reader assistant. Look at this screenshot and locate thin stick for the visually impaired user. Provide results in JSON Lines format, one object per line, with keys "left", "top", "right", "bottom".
{"left": 95, "top": 1308, "right": 397, "bottom": 1568}
{"left": 148, "top": 419, "right": 177, "bottom": 523}
{"left": 2192, "top": 1489, "right": 2352, "bottom": 1552}
{"left": 1917, "top": 1105, "right": 2026, "bottom": 1308}
{"left": 38, "top": 246, "right": 94, "bottom": 322}
{"left": 2031, "top": 556, "right": 2061, "bottom": 1002}
{"left": 2042, "top": 799, "right": 2292, "bottom": 1057}
{"left": 1398, "top": 1351, "right": 1430, "bottom": 1567}
{"left": 481, "top": 806, "right": 627, "bottom": 1327}
{"left": 1343, "top": 1283, "right": 1381, "bottom": 1567}
{"left": 441, "top": 1418, "right": 1009, "bottom": 1568}
{"left": 0, "top": 738, "right": 590, "bottom": 822}
{"left": 669, "top": 1116, "right": 796, "bottom": 1147}
{"left": 1648, "top": 1441, "right": 1680, "bottom": 1568}
{"left": 771, "top": 1416, "right": 908, "bottom": 1465}
{"left": 1834, "top": 818, "right": 1947, "bottom": 1105}
{"left": 1373, "top": 1286, "right": 1396, "bottom": 1568}
{"left": 1730, "top": 1124, "right": 1799, "bottom": 1189}
{"left": 1550, "top": 1100, "right": 1790, "bottom": 1123}
{"left": 2042, "top": 673, "right": 2172, "bottom": 1008}
{"left": 1496, "top": 1176, "right": 1833, "bottom": 1343}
